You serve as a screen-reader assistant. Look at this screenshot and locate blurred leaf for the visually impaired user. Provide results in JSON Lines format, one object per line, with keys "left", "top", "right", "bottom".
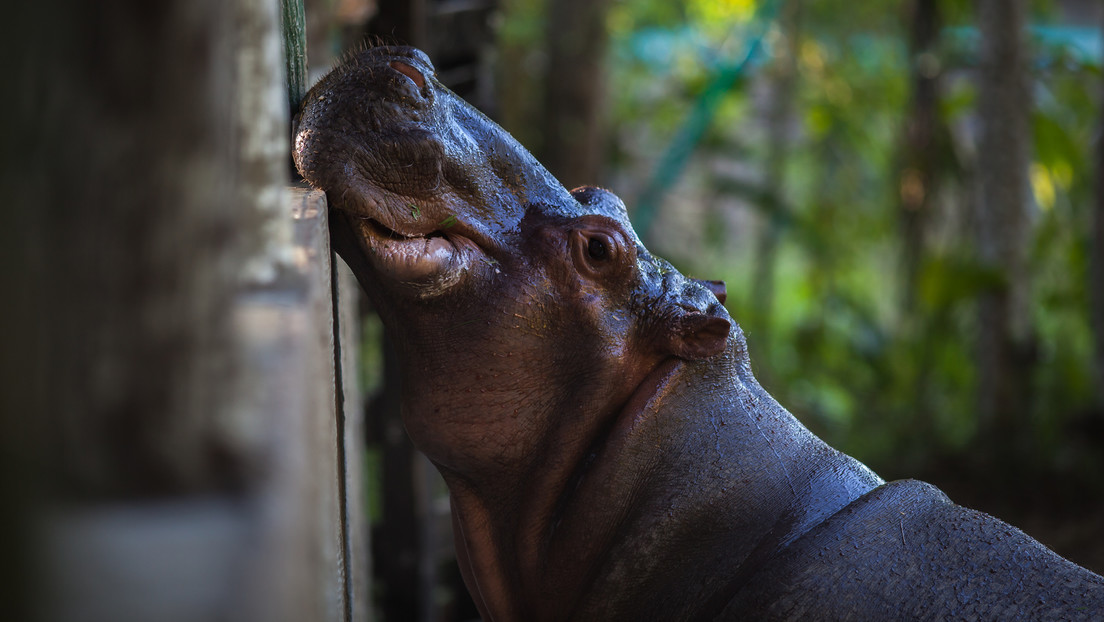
{"left": 1033, "top": 111, "right": 1083, "bottom": 172}
{"left": 918, "top": 255, "right": 1004, "bottom": 310}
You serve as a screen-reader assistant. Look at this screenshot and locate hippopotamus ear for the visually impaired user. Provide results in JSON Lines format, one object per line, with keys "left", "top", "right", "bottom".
{"left": 661, "top": 309, "right": 731, "bottom": 360}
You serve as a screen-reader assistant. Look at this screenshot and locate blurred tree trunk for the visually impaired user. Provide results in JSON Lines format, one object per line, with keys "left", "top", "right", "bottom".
{"left": 1093, "top": 9, "right": 1104, "bottom": 411}
{"left": 751, "top": 0, "right": 800, "bottom": 370}
{"left": 541, "top": 0, "right": 611, "bottom": 188}
{"left": 496, "top": 0, "right": 544, "bottom": 152}
{"left": 898, "top": 0, "right": 951, "bottom": 442}
{"left": 370, "top": 0, "right": 428, "bottom": 48}
{"left": 898, "top": 0, "right": 942, "bottom": 313}
{"left": 1, "top": 6, "right": 50, "bottom": 616}
{"left": 974, "top": 0, "right": 1034, "bottom": 455}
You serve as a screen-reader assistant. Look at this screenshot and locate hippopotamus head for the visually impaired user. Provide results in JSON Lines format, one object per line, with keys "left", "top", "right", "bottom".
{"left": 294, "top": 46, "right": 734, "bottom": 477}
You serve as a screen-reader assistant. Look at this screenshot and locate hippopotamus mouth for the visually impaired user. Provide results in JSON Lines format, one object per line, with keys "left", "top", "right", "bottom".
{"left": 347, "top": 213, "right": 485, "bottom": 291}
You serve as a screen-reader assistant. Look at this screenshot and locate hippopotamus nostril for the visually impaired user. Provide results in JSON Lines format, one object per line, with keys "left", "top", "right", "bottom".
{"left": 390, "top": 60, "right": 426, "bottom": 88}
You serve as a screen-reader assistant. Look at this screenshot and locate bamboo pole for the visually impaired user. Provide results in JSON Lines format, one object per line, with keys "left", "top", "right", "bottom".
{"left": 282, "top": 0, "right": 308, "bottom": 116}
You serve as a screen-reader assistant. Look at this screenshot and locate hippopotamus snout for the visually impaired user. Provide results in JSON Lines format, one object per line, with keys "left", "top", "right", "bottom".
{"left": 295, "top": 45, "right": 577, "bottom": 253}
{"left": 294, "top": 46, "right": 448, "bottom": 223}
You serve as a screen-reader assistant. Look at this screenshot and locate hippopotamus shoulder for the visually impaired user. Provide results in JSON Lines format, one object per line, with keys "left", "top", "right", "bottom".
{"left": 719, "top": 479, "right": 1104, "bottom": 620}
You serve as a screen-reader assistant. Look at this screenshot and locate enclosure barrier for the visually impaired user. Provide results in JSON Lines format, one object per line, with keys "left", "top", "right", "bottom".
{"left": 38, "top": 189, "right": 369, "bottom": 622}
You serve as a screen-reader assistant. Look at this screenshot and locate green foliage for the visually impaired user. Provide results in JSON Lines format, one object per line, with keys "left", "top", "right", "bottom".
{"left": 497, "top": 0, "right": 545, "bottom": 44}
{"left": 575, "top": 0, "right": 1102, "bottom": 478}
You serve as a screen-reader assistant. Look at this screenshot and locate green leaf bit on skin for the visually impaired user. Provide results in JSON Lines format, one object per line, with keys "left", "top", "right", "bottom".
{"left": 439, "top": 215, "right": 458, "bottom": 229}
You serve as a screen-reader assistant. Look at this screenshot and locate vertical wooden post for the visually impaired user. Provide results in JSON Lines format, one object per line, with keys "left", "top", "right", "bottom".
{"left": 240, "top": 0, "right": 295, "bottom": 284}
{"left": 541, "top": 0, "right": 612, "bottom": 188}
{"left": 32, "top": 0, "right": 244, "bottom": 498}
{"left": 0, "top": 4, "right": 49, "bottom": 616}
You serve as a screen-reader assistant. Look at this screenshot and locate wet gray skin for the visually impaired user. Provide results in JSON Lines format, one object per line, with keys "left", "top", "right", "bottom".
{"left": 294, "top": 46, "right": 1104, "bottom": 621}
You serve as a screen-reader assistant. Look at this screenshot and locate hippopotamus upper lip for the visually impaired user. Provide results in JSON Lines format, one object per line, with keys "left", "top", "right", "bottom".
{"left": 360, "top": 215, "right": 423, "bottom": 240}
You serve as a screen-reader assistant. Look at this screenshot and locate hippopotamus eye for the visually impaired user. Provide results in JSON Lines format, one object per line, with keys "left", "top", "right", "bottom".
{"left": 569, "top": 223, "right": 626, "bottom": 280}
{"left": 587, "top": 237, "right": 609, "bottom": 261}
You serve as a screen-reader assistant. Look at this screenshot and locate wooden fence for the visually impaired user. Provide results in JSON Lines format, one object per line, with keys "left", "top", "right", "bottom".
{"left": 7, "top": 0, "right": 370, "bottom": 620}
{"left": 3, "top": 1, "right": 498, "bottom": 620}
{"left": 39, "top": 189, "right": 369, "bottom": 622}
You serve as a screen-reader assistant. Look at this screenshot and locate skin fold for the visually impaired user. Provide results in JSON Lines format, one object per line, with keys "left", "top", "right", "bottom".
{"left": 294, "top": 46, "right": 1104, "bottom": 621}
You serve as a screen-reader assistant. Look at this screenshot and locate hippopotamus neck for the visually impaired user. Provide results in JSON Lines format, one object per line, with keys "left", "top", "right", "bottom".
{"left": 440, "top": 342, "right": 884, "bottom": 621}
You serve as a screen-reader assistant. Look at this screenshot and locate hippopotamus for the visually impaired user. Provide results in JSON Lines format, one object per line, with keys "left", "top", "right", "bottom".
{"left": 293, "top": 46, "right": 1104, "bottom": 620}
